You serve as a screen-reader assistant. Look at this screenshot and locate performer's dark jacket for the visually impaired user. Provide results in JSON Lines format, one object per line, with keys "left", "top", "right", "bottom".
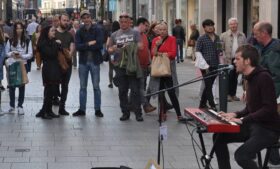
{"left": 235, "top": 66, "right": 280, "bottom": 132}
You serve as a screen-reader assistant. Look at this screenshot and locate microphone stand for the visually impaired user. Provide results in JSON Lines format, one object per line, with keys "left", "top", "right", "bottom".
{"left": 146, "top": 67, "right": 228, "bottom": 166}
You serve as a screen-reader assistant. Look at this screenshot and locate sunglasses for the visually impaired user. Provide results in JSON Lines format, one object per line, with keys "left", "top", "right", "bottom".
{"left": 119, "top": 15, "right": 129, "bottom": 19}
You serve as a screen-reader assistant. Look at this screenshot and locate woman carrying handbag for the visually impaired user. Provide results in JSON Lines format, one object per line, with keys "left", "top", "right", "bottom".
{"left": 150, "top": 22, "right": 187, "bottom": 123}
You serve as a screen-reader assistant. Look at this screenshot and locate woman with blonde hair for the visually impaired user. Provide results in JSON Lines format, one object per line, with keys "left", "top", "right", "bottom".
{"left": 150, "top": 22, "right": 187, "bottom": 123}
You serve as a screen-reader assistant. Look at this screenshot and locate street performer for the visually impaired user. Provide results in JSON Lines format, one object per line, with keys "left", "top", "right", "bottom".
{"left": 213, "top": 44, "right": 280, "bottom": 169}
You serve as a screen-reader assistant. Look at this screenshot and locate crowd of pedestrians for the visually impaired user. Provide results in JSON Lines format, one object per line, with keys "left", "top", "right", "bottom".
{"left": 0, "top": 11, "right": 192, "bottom": 123}
{"left": 0, "top": 9, "right": 280, "bottom": 169}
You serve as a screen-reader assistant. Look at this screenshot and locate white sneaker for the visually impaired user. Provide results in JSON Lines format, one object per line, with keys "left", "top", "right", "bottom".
{"left": 17, "top": 107, "right": 24, "bottom": 115}
{"left": 7, "top": 107, "right": 15, "bottom": 114}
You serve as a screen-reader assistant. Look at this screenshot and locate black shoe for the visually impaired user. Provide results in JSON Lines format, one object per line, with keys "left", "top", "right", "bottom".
{"left": 269, "top": 148, "right": 280, "bottom": 165}
{"left": 177, "top": 116, "right": 192, "bottom": 123}
{"left": 199, "top": 103, "right": 208, "bottom": 109}
{"left": 48, "top": 111, "right": 60, "bottom": 118}
{"left": 59, "top": 108, "right": 70, "bottom": 116}
{"left": 95, "top": 110, "right": 104, "bottom": 117}
{"left": 120, "top": 114, "right": 130, "bottom": 121}
{"left": 73, "top": 109, "right": 86, "bottom": 116}
{"left": 52, "top": 97, "right": 60, "bottom": 106}
{"left": 136, "top": 115, "right": 144, "bottom": 122}
{"left": 41, "top": 113, "right": 52, "bottom": 120}
{"left": 0, "top": 86, "right": 5, "bottom": 91}
{"left": 108, "top": 84, "right": 113, "bottom": 88}
{"left": 181, "top": 59, "right": 184, "bottom": 63}
{"left": 165, "top": 103, "right": 173, "bottom": 110}
{"left": 36, "top": 109, "right": 44, "bottom": 118}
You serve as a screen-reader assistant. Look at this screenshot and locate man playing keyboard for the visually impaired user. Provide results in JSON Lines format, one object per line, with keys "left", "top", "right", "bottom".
{"left": 213, "top": 44, "right": 280, "bottom": 169}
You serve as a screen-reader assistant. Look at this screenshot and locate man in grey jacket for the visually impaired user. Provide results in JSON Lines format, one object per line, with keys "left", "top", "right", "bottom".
{"left": 220, "top": 17, "right": 246, "bottom": 102}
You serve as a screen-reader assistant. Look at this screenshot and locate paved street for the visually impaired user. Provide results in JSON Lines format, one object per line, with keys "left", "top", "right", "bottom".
{"left": 0, "top": 58, "right": 278, "bottom": 169}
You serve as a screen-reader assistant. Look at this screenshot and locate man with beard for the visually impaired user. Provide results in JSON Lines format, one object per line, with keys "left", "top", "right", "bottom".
{"left": 55, "top": 13, "right": 75, "bottom": 116}
{"left": 213, "top": 45, "right": 280, "bottom": 169}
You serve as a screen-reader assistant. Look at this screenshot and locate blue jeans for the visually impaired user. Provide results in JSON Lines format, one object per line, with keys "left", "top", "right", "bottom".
{"left": 78, "top": 62, "right": 101, "bottom": 111}
{"left": 176, "top": 39, "right": 184, "bottom": 61}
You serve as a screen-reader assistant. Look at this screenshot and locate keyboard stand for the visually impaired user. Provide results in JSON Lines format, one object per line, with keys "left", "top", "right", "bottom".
{"left": 197, "top": 127, "right": 219, "bottom": 169}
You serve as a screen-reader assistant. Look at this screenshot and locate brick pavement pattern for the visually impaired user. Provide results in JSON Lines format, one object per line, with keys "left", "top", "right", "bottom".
{"left": 0, "top": 59, "right": 278, "bottom": 169}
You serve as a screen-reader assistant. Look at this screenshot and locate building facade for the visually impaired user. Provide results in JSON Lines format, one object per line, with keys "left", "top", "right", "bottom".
{"left": 0, "top": 0, "right": 7, "bottom": 20}
{"left": 145, "top": 0, "right": 279, "bottom": 40}
{"left": 40, "top": 0, "right": 80, "bottom": 17}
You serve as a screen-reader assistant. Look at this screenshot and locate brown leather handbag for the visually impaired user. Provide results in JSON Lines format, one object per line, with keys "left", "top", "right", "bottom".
{"left": 58, "top": 48, "right": 71, "bottom": 72}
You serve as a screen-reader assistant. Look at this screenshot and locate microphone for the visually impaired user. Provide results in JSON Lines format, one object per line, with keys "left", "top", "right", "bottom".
{"left": 202, "top": 65, "right": 234, "bottom": 76}
{"left": 217, "top": 65, "right": 234, "bottom": 71}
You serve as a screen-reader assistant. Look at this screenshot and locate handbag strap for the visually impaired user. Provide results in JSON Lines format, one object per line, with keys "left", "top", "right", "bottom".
{"left": 155, "top": 36, "right": 169, "bottom": 54}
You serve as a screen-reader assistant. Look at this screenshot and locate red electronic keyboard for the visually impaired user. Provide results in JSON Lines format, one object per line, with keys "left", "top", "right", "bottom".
{"left": 184, "top": 107, "right": 240, "bottom": 133}
{"left": 184, "top": 107, "right": 240, "bottom": 169}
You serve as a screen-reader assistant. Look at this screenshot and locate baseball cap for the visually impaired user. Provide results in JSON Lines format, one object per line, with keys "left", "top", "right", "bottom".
{"left": 80, "top": 10, "right": 91, "bottom": 18}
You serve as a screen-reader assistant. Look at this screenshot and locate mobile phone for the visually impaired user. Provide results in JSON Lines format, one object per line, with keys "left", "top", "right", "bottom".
{"left": 117, "top": 44, "right": 124, "bottom": 48}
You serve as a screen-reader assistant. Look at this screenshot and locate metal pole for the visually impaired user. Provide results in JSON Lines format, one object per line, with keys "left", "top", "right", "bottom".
{"left": 219, "top": 64, "right": 229, "bottom": 112}
{"left": 132, "top": 0, "right": 136, "bottom": 25}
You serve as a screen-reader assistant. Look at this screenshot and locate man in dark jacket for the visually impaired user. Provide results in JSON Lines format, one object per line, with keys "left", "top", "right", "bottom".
{"left": 213, "top": 45, "right": 280, "bottom": 169}
{"left": 172, "top": 19, "right": 185, "bottom": 63}
{"left": 72, "top": 10, "right": 104, "bottom": 117}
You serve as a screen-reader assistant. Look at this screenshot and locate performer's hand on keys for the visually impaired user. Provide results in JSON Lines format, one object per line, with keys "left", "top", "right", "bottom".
{"left": 218, "top": 112, "right": 237, "bottom": 122}
{"left": 229, "top": 118, "right": 242, "bottom": 125}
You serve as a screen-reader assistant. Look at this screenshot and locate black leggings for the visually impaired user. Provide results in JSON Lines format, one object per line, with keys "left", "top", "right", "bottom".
{"left": 159, "top": 76, "right": 182, "bottom": 117}
{"left": 42, "top": 84, "right": 59, "bottom": 112}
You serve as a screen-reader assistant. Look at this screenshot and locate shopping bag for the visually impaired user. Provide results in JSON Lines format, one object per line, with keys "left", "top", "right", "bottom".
{"left": 20, "top": 61, "right": 29, "bottom": 84}
{"left": 7, "top": 61, "right": 22, "bottom": 87}
{"left": 151, "top": 53, "right": 171, "bottom": 77}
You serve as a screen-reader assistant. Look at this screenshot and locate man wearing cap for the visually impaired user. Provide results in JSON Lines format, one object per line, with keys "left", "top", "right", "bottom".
{"left": 108, "top": 13, "right": 143, "bottom": 122}
{"left": 72, "top": 10, "right": 104, "bottom": 117}
{"left": 195, "top": 19, "right": 221, "bottom": 110}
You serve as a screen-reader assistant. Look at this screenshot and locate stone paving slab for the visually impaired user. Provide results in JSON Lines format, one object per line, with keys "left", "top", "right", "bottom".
{"left": 0, "top": 59, "right": 278, "bottom": 169}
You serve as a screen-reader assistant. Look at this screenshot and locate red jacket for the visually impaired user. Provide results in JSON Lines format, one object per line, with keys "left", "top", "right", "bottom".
{"left": 138, "top": 33, "right": 150, "bottom": 68}
{"left": 151, "top": 35, "right": 177, "bottom": 60}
